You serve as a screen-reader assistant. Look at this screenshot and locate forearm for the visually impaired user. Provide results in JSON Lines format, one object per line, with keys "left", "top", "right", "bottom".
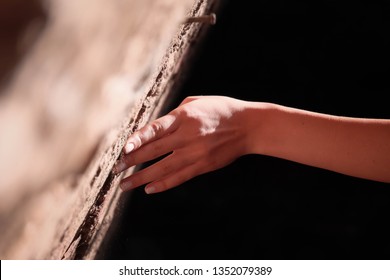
{"left": 245, "top": 102, "right": 390, "bottom": 183}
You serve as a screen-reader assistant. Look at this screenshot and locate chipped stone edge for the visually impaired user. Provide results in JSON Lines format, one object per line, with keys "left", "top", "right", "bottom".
{"left": 48, "top": 0, "right": 221, "bottom": 260}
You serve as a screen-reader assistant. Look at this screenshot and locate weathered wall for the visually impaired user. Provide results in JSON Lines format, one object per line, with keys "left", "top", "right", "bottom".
{"left": 0, "top": 0, "right": 211, "bottom": 259}
{"left": 0, "top": 0, "right": 46, "bottom": 86}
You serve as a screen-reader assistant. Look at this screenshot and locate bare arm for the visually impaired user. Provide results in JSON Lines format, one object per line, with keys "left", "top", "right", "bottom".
{"left": 246, "top": 102, "right": 390, "bottom": 183}
{"left": 113, "top": 96, "right": 390, "bottom": 194}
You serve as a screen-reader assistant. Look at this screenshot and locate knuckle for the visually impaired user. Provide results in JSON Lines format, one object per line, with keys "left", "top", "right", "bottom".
{"left": 150, "top": 121, "right": 163, "bottom": 136}
{"left": 161, "top": 162, "right": 173, "bottom": 174}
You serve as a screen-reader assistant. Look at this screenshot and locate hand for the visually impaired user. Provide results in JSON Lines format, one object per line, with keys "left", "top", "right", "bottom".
{"left": 113, "top": 96, "right": 252, "bottom": 194}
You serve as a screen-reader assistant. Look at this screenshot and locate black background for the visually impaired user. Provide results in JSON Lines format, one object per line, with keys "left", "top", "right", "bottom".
{"left": 103, "top": 0, "right": 390, "bottom": 259}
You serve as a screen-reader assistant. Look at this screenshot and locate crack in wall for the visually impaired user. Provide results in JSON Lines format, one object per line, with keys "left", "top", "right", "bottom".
{"left": 59, "top": 0, "right": 216, "bottom": 260}
{"left": 63, "top": 173, "right": 116, "bottom": 259}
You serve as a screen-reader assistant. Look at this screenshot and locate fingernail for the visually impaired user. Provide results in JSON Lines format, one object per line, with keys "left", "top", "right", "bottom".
{"left": 113, "top": 161, "right": 127, "bottom": 174}
{"left": 145, "top": 186, "right": 156, "bottom": 194}
{"left": 120, "top": 180, "right": 133, "bottom": 191}
{"left": 124, "top": 142, "right": 135, "bottom": 154}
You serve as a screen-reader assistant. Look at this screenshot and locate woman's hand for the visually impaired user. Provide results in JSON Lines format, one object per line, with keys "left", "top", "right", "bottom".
{"left": 113, "top": 94, "right": 390, "bottom": 194}
{"left": 113, "top": 96, "right": 253, "bottom": 194}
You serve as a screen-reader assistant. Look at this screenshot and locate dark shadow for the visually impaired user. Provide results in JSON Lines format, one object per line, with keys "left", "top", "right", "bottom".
{"left": 101, "top": 0, "right": 390, "bottom": 260}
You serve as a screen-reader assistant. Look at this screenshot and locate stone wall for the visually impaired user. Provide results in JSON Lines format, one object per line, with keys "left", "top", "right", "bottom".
{"left": 0, "top": 0, "right": 218, "bottom": 259}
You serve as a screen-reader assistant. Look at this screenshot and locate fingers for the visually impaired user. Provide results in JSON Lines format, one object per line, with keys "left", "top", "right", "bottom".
{"left": 144, "top": 163, "right": 203, "bottom": 194}
{"left": 123, "top": 113, "right": 178, "bottom": 154}
{"left": 119, "top": 150, "right": 199, "bottom": 192}
{"left": 113, "top": 132, "right": 182, "bottom": 174}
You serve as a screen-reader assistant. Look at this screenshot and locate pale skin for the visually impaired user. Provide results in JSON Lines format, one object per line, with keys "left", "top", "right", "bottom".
{"left": 113, "top": 96, "right": 390, "bottom": 194}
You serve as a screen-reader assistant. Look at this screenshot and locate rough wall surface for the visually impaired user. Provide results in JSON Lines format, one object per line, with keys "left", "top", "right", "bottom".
{"left": 0, "top": 0, "right": 219, "bottom": 259}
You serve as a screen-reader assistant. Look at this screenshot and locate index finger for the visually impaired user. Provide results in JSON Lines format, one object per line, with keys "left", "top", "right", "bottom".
{"left": 124, "top": 113, "right": 179, "bottom": 154}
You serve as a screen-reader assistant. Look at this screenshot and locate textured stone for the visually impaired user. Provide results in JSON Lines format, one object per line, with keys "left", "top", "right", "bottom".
{"left": 0, "top": 0, "right": 219, "bottom": 259}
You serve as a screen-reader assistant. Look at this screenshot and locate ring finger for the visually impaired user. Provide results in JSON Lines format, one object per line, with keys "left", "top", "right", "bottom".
{"left": 119, "top": 149, "right": 196, "bottom": 191}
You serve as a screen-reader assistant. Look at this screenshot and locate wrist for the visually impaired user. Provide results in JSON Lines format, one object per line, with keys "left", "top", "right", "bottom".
{"left": 241, "top": 101, "right": 279, "bottom": 156}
